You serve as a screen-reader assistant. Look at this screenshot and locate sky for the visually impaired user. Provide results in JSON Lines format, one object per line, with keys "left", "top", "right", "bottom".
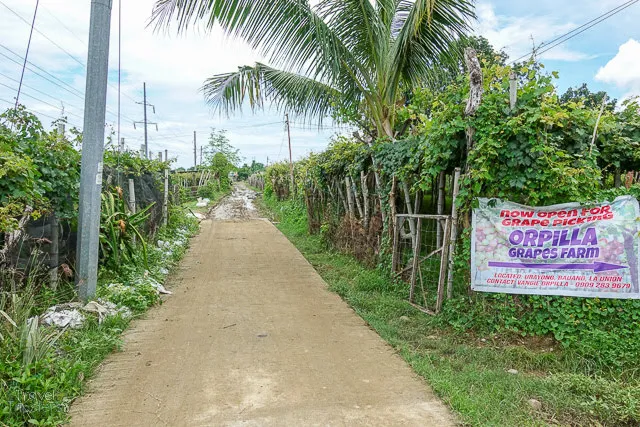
{"left": 0, "top": 0, "right": 639, "bottom": 168}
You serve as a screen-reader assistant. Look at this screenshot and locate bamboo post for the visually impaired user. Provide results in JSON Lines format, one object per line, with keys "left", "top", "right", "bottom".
{"left": 446, "top": 168, "right": 461, "bottom": 299}
{"left": 361, "top": 170, "right": 370, "bottom": 230}
{"left": 345, "top": 176, "right": 355, "bottom": 218}
{"left": 351, "top": 176, "right": 364, "bottom": 219}
{"left": 589, "top": 95, "right": 608, "bottom": 156}
{"left": 49, "top": 213, "right": 59, "bottom": 289}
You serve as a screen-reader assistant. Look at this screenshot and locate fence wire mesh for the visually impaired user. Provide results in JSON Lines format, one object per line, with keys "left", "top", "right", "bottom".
{"left": 392, "top": 214, "right": 451, "bottom": 314}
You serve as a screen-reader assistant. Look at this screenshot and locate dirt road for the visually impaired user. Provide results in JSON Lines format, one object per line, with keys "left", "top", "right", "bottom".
{"left": 69, "top": 184, "right": 454, "bottom": 426}
{"left": 210, "top": 183, "right": 259, "bottom": 220}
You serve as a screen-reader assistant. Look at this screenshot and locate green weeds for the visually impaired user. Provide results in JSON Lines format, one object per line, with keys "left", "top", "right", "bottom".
{"left": 0, "top": 206, "right": 198, "bottom": 426}
{"left": 261, "top": 195, "right": 640, "bottom": 426}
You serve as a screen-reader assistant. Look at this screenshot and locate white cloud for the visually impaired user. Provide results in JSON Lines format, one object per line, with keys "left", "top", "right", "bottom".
{"left": 595, "top": 39, "right": 640, "bottom": 99}
{"left": 474, "top": 2, "right": 591, "bottom": 62}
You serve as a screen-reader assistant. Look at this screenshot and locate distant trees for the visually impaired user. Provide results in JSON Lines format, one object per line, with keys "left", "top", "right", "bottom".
{"left": 561, "top": 83, "right": 617, "bottom": 112}
{"left": 237, "top": 161, "right": 265, "bottom": 181}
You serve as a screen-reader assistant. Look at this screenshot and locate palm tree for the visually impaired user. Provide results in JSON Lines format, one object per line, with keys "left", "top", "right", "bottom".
{"left": 152, "top": 0, "right": 474, "bottom": 139}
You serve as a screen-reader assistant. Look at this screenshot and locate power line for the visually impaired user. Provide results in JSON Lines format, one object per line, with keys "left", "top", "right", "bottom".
{"left": 0, "top": 69, "right": 84, "bottom": 112}
{"left": 0, "top": 0, "right": 85, "bottom": 69}
{"left": 0, "top": 43, "right": 84, "bottom": 98}
{"left": 0, "top": 96, "right": 78, "bottom": 125}
{"left": 510, "top": 0, "right": 639, "bottom": 64}
{"left": 0, "top": 45, "right": 137, "bottom": 125}
{"left": 10, "top": 0, "right": 39, "bottom": 109}
{"left": 40, "top": 5, "right": 86, "bottom": 46}
{"left": 1, "top": 4, "right": 141, "bottom": 118}
{"left": 535, "top": 1, "right": 639, "bottom": 58}
{"left": 0, "top": 81, "right": 84, "bottom": 121}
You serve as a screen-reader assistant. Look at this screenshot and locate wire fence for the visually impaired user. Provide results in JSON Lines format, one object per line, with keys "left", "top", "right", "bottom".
{"left": 392, "top": 214, "right": 451, "bottom": 314}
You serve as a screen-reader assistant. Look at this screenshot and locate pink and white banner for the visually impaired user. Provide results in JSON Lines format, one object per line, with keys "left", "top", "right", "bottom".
{"left": 471, "top": 196, "right": 640, "bottom": 298}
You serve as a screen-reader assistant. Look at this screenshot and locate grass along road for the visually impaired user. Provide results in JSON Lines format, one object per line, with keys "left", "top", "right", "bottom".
{"left": 258, "top": 195, "right": 640, "bottom": 427}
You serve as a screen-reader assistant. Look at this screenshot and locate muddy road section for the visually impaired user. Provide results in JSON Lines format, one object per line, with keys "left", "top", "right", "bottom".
{"left": 210, "top": 182, "right": 258, "bottom": 220}
{"left": 69, "top": 186, "right": 454, "bottom": 426}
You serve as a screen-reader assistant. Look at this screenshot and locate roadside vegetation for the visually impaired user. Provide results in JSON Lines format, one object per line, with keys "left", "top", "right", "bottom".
{"left": 260, "top": 195, "right": 640, "bottom": 427}
{"left": 0, "top": 111, "right": 240, "bottom": 425}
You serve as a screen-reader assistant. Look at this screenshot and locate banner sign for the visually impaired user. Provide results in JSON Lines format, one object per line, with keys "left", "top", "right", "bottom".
{"left": 471, "top": 196, "right": 640, "bottom": 298}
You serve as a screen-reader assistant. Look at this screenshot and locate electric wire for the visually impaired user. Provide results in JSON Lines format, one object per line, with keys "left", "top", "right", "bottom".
{"left": 0, "top": 44, "right": 84, "bottom": 98}
{"left": 509, "top": 0, "right": 639, "bottom": 64}
{"left": 0, "top": 81, "right": 84, "bottom": 121}
{"left": 0, "top": 0, "right": 85, "bottom": 70}
{"left": 0, "top": 95, "right": 79, "bottom": 125}
{"left": 12, "top": 0, "right": 39, "bottom": 109}
{"left": 0, "top": 70, "right": 84, "bottom": 112}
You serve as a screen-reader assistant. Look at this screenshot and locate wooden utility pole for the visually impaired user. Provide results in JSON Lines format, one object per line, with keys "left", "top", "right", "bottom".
{"left": 285, "top": 113, "right": 295, "bottom": 194}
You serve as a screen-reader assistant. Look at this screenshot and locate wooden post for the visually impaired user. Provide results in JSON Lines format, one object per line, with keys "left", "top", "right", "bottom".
{"left": 392, "top": 215, "right": 400, "bottom": 273}
{"left": 402, "top": 181, "right": 417, "bottom": 248}
{"left": 128, "top": 179, "right": 136, "bottom": 244}
{"left": 464, "top": 47, "right": 483, "bottom": 168}
{"left": 509, "top": 71, "right": 517, "bottom": 110}
{"left": 409, "top": 217, "right": 422, "bottom": 303}
{"left": 446, "top": 168, "right": 461, "bottom": 299}
{"left": 127, "top": 178, "right": 136, "bottom": 213}
{"left": 436, "top": 171, "right": 445, "bottom": 247}
{"left": 389, "top": 176, "right": 397, "bottom": 239}
{"left": 436, "top": 217, "right": 451, "bottom": 313}
{"left": 589, "top": 95, "right": 608, "bottom": 156}
{"left": 49, "top": 213, "right": 59, "bottom": 290}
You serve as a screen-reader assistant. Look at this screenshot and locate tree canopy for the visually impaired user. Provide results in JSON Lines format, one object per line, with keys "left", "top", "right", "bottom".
{"left": 152, "top": 0, "right": 475, "bottom": 138}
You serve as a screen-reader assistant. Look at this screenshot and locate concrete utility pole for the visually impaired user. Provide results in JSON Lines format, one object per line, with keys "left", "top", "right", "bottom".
{"left": 193, "top": 131, "right": 197, "bottom": 169}
{"left": 76, "top": 0, "right": 112, "bottom": 302}
{"left": 134, "top": 82, "right": 157, "bottom": 158}
{"left": 163, "top": 149, "right": 169, "bottom": 226}
{"left": 285, "top": 113, "right": 295, "bottom": 194}
{"left": 200, "top": 146, "right": 203, "bottom": 165}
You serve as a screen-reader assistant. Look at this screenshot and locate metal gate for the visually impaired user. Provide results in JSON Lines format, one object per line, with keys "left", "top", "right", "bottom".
{"left": 392, "top": 214, "right": 451, "bottom": 314}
